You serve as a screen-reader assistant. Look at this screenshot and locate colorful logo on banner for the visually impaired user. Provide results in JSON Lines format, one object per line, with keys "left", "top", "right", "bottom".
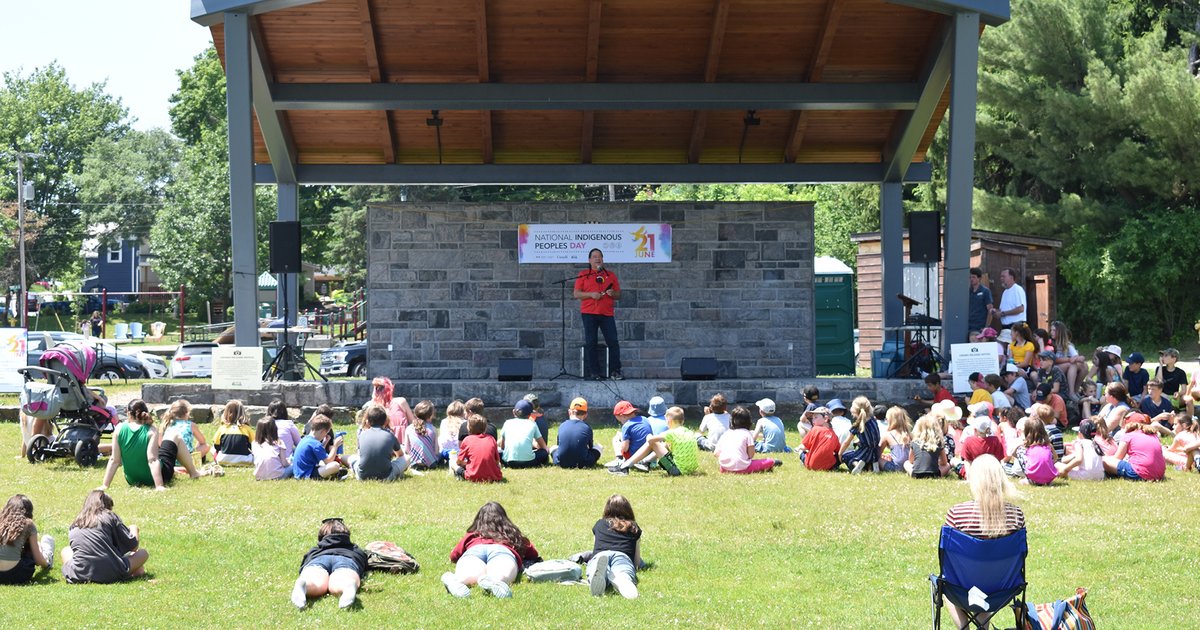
{"left": 0, "top": 328, "right": 28, "bottom": 393}
{"left": 517, "top": 223, "right": 672, "bottom": 264}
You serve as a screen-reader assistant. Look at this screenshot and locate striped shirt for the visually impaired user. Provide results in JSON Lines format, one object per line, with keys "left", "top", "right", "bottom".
{"left": 944, "top": 501, "right": 1025, "bottom": 539}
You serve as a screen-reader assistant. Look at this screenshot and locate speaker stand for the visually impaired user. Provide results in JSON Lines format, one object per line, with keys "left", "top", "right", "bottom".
{"left": 549, "top": 274, "right": 581, "bottom": 381}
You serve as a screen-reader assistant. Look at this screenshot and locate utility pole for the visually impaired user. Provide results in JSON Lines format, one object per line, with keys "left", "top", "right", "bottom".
{"left": 8, "top": 151, "right": 40, "bottom": 329}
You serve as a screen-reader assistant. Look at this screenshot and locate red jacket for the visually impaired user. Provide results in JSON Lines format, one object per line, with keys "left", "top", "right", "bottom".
{"left": 575, "top": 268, "right": 620, "bottom": 316}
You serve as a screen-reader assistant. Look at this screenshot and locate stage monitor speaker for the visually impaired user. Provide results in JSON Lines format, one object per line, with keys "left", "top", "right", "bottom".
{"left": 680, "top": 357, "right": 718, "bottom": 381}
{"left": 908, "top": 211, "right": 941, "bottom": 264}
{"left": 498, "top": 358, "right": 533, "bottom": 382}
{"left": 269, "top": 221, "right": 302, "bottom": 273}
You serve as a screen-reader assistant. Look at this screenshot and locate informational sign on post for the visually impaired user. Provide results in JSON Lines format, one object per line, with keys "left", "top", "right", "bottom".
{"left": 0, "top": 328, "right": 27, "bottom": 393}
{"left": 950, "top": 342, "right": 1000, "bottom": 394}
{"left": 212, "top": 346, "right": 263, "bottom": 390}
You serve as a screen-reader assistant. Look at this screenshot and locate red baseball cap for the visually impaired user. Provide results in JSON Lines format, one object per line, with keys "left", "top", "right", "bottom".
{"left": 613, "top": 401, "right": 637, "bottom": 416}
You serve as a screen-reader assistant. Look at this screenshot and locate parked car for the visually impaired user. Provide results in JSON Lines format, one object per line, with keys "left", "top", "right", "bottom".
{"left": 320, "top": 340, "right": 366, "bottom": 377}
{"left": 170, "top": 342, "right": 217, "bottom": 378}
{"left": 25, "top": 332, "right": 149, "bottom": 380}
{"left": 132, "top": 349, "right": 169, "bottom": 379}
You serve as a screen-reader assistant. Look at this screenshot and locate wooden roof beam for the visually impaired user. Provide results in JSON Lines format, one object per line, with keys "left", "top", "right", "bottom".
{"left": 784, "top": 0, "right": 843, "bottom": 163}
{"left": 477, "top": 0, "right": 493, "bottom": 163}
{"left": 580, "top": 0, "right": 602, "bottom": 164}
{"left": 248, "top": 16, "right": 297, "bottom": 183}
{"left": 882, "top": 19, "right": 953, "bottom": 182}
{"left": 688, "top": 0, "right": 730, "bottom": 164}
{"left": 356, "top": 0, "right": 395, "bottom": 164}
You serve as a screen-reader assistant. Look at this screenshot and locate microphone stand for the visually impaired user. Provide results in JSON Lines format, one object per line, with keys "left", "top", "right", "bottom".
{"left": 550, "top": 274, "right": 581, "bottom": 380}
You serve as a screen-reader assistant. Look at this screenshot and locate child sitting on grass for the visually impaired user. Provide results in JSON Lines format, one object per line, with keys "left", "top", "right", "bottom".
{"left": 697, "top": 393, "right": 731, "bottom": 451}
{"left": 61, "top": 491, "right": 148, "bottom": 584}
{"left": 905, "top": 415, "right": 949, "bottom": 478}
{"left": 212, "top": 399, "right": 254, "bottom": 466}
{"left": 160, "top": 399, "right": 210, "bottom": 469}
{"left": 797, "top": 407, "right": 840, "bottom": 471}
{"left": 1162, "top": 412, "right": 1200, "bottom": 472}
{"left": 455, "top": 414, "right": 503, "bottom": 483}
{"left": 405, "top": 400, "right": 442, "bottom": 469}
{"left": 840, "top": 396, "right": 880, "bottom": 474}
{"left": 292, "top": 415, "right": 345, "bottom": 480}
{"left": 752, "top": 398, "right": 789, "bottom": 453}
{"left": 349, "top": 405, "right": 407, "bottom": 481}
{"left": 268, "top": 399, "right": 302, "bottom": 458}
{"left": 0, "top": 494, "right": 54, "bottom": 585}
{"left": 715, "top": 406, "right": 780, "bottom": 474}
{"left": 438, "top": 399, "right": 468, "bottom": 459}
{"left": 499, "top": 399, "right": 549, "bottom": 468}
{"left": 588, "top": 494, "right": 643, "bottom": 599}
{"left": 442, "top": 502, "right": 540, "bottom": 599}
{"left": 252, "top": 417, "right": 292, "bottom": 480}
{"left": 1016, "top": 418, "right": 1057, "bottom": 486}
{"left": 291, "top": 517, "right": 368, "bottom": 610}
{"left": 879, "top": 407, "right": 912, "bottom": 472}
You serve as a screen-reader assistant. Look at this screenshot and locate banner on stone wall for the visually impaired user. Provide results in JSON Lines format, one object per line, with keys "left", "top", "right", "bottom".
{"left": 517, "top": 223, "right": 672, "bottom": 264}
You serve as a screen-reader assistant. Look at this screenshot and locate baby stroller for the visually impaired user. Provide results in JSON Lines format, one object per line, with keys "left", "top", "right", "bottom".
{"left": 18, "top": 341, "right": 117, "bottom": 467}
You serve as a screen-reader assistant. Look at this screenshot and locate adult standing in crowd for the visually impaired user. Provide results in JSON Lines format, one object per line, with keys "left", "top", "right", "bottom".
{"left": 991, "top": 267, "right": 1026, "bottom": 330}
{"left": 574, "top": 248, "right": 623, "bottom": 381}
{"left": 967, "top": 267, "right": 993, "bottom": 334}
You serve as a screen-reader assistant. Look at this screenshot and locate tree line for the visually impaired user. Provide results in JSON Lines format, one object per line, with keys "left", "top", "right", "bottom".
{"left": 2, "top": 0, "right": 1198, "bottom": 344}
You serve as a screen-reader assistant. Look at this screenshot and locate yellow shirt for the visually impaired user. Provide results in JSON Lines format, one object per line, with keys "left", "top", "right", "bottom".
{"left": 1010, "top": 341, "right": 1035, "bottom": 367}
{"left": 969, "top": 389, "right": 992, "bottom": 406}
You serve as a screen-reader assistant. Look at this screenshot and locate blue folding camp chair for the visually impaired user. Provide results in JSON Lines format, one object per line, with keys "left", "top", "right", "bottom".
{"left": 930, "top": 525, "right": 1028, "bottom": 630}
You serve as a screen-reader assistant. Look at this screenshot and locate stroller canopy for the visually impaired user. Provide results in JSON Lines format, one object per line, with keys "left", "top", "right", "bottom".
{"left": 40, "top": 341, "right": 97, "bottom": 384}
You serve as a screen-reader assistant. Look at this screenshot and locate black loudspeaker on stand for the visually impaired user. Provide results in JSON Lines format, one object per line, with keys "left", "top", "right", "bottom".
{"left": 269, "top": 221, "right": 302, "bottom": 273}
{"left": 908, "top": 211, "right": 941, "bottom": 264}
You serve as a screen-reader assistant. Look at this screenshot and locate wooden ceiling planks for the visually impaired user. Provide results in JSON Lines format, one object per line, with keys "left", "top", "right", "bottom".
{"left": 209, "top": 0, "right": 958, "bottom": 169}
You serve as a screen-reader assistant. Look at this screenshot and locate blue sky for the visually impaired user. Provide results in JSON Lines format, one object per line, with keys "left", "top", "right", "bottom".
{"left": 1, "top": 1, "right": 215, "bottom": 131}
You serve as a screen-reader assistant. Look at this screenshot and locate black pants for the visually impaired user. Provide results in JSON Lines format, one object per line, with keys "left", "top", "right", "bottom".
{"left": 158, "top": 440, "right": 179, "bottom": 484}
{"left": 0, "top": 553, "right": 36, "bottom": 585}
{"left": 582, "top": 313, "right": 621, "bottom": 377}
{"left": 502, "top": 449, "right": 550, "bottom": 468}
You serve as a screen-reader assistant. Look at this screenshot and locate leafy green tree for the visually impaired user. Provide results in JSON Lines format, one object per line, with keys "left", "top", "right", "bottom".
{"left": 966, "top": 0, "right": 1200, "bottom": 343}
{"left": 0, "top": 63, "right": 128, "bottom": 284}
{"left": 168, "top": 47, "right": 226, "bottom": 145}
{"left": 74, "top": 129, "right": 182, "bottom": 247}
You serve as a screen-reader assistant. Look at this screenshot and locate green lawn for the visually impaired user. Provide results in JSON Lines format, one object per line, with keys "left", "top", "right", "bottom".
{"left": 0, "top": 421, "right": 1194, "bottom": 628}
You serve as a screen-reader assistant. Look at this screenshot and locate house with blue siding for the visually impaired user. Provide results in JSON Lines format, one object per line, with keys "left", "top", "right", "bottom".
{"left": 81, "top": 225, "right": 158, "bottom": 298}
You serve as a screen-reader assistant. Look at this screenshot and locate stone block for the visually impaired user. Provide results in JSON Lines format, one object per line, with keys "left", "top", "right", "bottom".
{"left": 630, "top": 205, "right": 660, "bottom": 221}
{"left": 519, "top": 330, "right": 545, "bottom": 348}
{"left": 718, "top": 223, "right": 754, "bottom": 242}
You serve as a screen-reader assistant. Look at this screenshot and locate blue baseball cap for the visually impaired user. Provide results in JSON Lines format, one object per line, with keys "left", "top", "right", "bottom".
{"left": 514, "top": 399, "right": 533, "bottom": 417}
{"left": 827, "top": 398, "right": 846, "bottom": 412}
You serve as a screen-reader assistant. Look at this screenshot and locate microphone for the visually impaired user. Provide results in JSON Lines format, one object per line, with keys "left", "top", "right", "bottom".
{"left": 596, "top": 265, "right": 605, "bottom": 273}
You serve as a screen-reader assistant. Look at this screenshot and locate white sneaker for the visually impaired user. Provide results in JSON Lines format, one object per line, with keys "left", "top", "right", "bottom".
{"left": 611, "top": 575, "right": 639, "bottom": 599}
{"left": 338, "top": 588, "right": 357, "bottom": 609}
{"left": 851, "top": 460, "right": 866, "bottom": 475}
{"left": 40, "top": 535, "right": 54, "bottom": 569}
{"left": 441, "top": 572, "right": 470, "bottom": 598}
{"left": 603, "top": 458, "right": 624, "bottom": 468}
{"left": 477, "top": 576, "right": 513, "bottom": 598}
{"left": 291, "top": 578, "right": 308, "bottom": 609}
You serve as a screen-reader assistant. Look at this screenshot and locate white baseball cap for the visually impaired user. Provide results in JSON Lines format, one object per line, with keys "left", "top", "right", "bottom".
{"left": 755, "top": 398, "right": 776, "bottom": 414}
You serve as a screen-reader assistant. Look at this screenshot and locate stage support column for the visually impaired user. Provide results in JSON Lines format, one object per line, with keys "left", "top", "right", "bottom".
{"left": 225, "top": 11, "right": 259, "bottom": 347}
{"left": 276, "top": 183, "right": 300, "bottom": 327}
{"left": 942, "top": 10, "right": 980, "bottom": 355}
{"left": 880, "top": 181, "right": 904, "bottom": 330}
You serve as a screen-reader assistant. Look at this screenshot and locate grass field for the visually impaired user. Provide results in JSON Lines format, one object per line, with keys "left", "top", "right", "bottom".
{"left": 0, "top": 420, "right": 1195, "bottom": 629}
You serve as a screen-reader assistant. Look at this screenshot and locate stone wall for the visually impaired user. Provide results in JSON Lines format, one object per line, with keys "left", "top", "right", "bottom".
{"left": 367, "top": 202, "right": 816, "bottom": 380}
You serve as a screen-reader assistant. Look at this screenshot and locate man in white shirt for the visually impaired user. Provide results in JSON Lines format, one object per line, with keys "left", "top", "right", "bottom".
{"left": 992, "top": 267, "right": 1026, "bottom": 328}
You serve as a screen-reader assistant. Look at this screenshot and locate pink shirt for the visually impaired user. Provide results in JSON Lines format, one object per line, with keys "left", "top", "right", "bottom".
{"left": 1123, "top": 430, "right": 1166, "bottom": 481}
{"left": 715, "top": 428, "right": 754, "bottom": 472}
{"left": 275, "top": 419, "right": 301, "bottom": 458}
{"left": 1024, "top": 444, "right": 1057, "bottom": 485}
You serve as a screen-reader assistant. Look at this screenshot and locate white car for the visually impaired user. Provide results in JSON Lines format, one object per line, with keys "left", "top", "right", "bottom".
{"left": 135, "top": 350, "right": 169, "bottom": 379}
{"left": 170, "top": 342, "right": 217, "bottom": 378}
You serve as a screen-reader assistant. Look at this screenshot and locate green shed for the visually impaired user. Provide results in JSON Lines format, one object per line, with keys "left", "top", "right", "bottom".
{"left": 814, "top": 257, "right": 856, "bottom": 375}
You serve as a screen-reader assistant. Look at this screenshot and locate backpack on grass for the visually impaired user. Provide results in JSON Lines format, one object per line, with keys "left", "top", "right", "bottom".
{"left": 365, "top": 541, "right": 419, "bottom": 574}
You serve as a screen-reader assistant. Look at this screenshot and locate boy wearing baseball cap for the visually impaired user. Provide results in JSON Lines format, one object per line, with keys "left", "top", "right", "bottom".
{"left": 1123, "top": 353, "right": 1149, "bottom": 403}
{"left": 752, "top": 398, "right": 788, "bottom": 453}
{"left": 497, "top": 398, "right": 548, "bottom": 468}
{"left": 553, "top": 397, "right": 601, "bottom": 469}
{"left": 609, "top": 401, "right": 680, "bottom": 476}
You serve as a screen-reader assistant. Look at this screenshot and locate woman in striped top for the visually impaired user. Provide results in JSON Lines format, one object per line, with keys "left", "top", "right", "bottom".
{"left": 944, "top": 454, "right": 1025, "bottom": 538}
{"left": 943, "top": 454, "right": 1025, "bottom": 629}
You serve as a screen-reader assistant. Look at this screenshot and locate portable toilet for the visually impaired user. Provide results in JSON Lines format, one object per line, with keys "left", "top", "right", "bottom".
{"left": 814, "top": 257, "right": 856, "bottom": 375}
